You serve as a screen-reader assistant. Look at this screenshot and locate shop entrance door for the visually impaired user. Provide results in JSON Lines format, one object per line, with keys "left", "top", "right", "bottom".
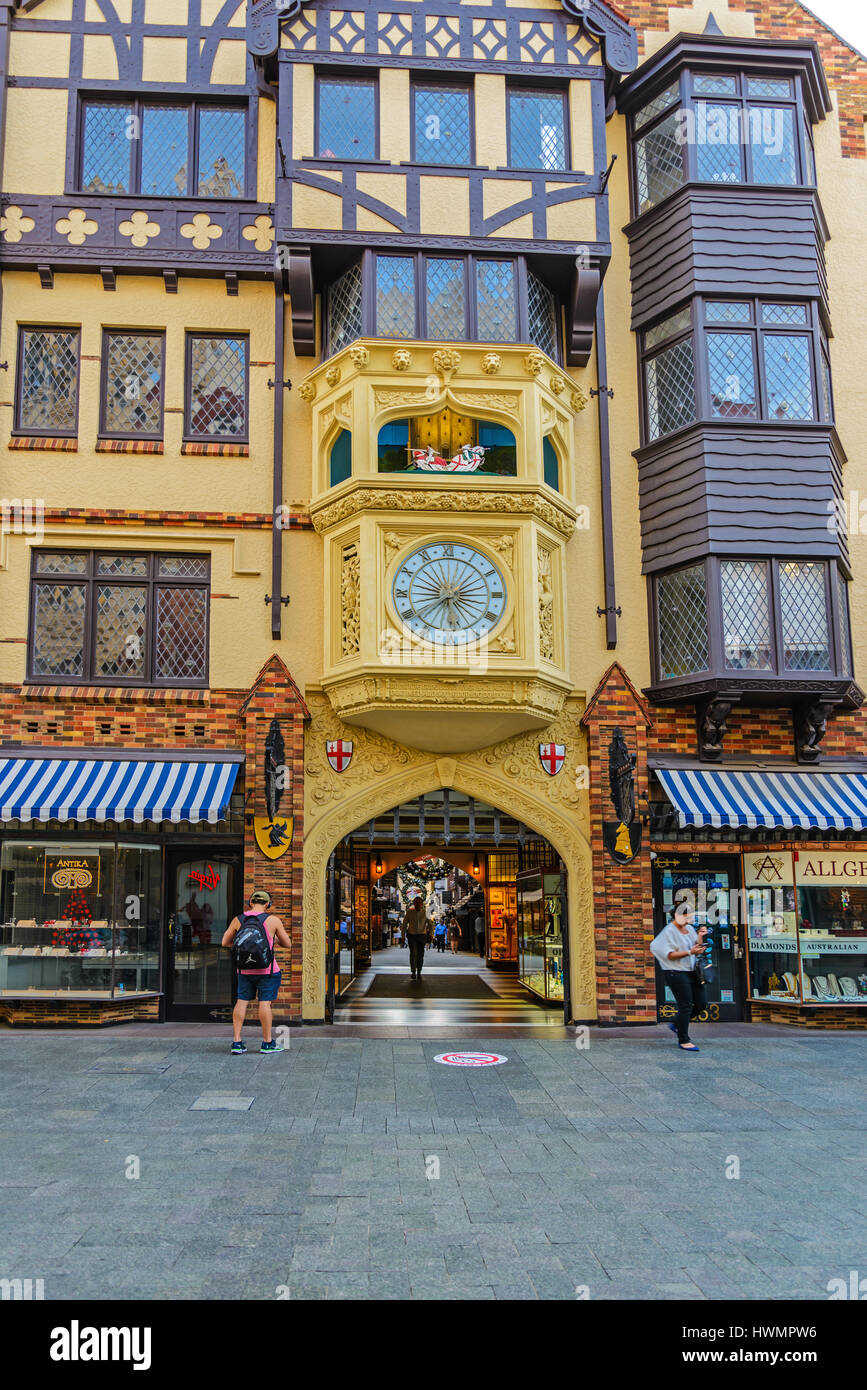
{"left": 652, "top": 853, "right": 746, "bottom": 1023}
{"left": 326, "top": 854, "right": 355, "bottom": 1020}
{"left": 515, "top": 867, "right": 571, "bottom": 1023}
{"left": 165, "top": 850, "right": 241, "bottom": 1020}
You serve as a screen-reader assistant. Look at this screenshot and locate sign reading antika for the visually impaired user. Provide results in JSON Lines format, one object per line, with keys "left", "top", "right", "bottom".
{"left": 43, "top": 853, "right": 100, "bottom": 893}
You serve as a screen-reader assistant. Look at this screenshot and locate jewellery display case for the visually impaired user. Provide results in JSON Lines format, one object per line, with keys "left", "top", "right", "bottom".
{"left": 516, "top": 868, "right": 564, "bottom": 1002}
{"left": 487, "top": 884, "right": 517, "bottom": 963}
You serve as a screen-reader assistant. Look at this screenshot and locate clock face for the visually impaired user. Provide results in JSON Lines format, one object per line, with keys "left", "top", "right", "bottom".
{"left": 391, "top": 542, "right": 507, "bottom": 645}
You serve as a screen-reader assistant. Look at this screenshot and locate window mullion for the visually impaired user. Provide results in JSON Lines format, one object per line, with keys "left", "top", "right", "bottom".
{"left": 188, "top": 102, "right": 197, "bottom": 198}
{"left": 516, "top": 257, "right": 529, "bottom": 343}
{"left": 85, "top": 556, "right": 98, "bottom": 683}
{"left": 466, "top": 257, "right": 476, "bottom": 341}
{"left": 132, "top": 99, "right": 144, "bottom": 196}
{"left": 706, "top": 556, "right": 724, "bottom": 675}
{"left": 755, "top": 315, "right": 770, "bottom": 421}
{"left": 769, "top": 559, "right": 784, "bottom": 675}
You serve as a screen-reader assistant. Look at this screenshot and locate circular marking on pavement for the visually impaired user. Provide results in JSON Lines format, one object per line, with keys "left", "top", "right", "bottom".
{"left": 433, "top": 1051, "right": 508, "bottom": 1067}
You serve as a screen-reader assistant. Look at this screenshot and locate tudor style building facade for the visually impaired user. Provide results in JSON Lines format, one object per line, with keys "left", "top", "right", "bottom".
{"left": 0, "top": 0, "right": 866, "bottom": 1028}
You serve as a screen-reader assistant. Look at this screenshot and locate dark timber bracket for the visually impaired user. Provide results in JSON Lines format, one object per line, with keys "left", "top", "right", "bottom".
{"left": 285, "top": 248, "right": 315, "bottom": 357}
{"left": 794, "top": 699, "right": 838, "bottom": 764}
{"left": 697, "top": 695, "right": 739, "bottom": 762}
{"left": 566, "top": 267, "right": 601, "bottom": 368}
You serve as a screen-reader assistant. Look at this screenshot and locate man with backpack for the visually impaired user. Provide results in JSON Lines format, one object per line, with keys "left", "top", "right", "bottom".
{"left": 221, "top": 888, "right": 291, "bottom": 1054}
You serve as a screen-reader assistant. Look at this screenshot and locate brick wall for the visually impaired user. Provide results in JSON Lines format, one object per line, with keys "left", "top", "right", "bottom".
{"left": 619, "top": 0, "right": 867, "bottom": 158}
{"left": 651, "top": 701, "right": 867, "bottom": 761}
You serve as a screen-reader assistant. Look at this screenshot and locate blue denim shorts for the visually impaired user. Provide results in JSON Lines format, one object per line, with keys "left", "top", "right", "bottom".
{"left": 236, "top": 970, "right": 282, "bottom": 1002}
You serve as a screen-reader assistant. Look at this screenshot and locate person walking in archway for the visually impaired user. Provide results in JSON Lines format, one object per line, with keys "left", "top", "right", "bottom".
{"left": 448, "top": 914, "right": 461, "bottom": 955}
{"left": 403, "top": 895, "right": 430, "bottom": 981}
{"left": 433, "top": 917, "right": 448, "bottom": 953}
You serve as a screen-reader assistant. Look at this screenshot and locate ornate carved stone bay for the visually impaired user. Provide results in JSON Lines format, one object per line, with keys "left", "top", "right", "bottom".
{"left": 312, "top": 486, "right": 578, "bottom": 539}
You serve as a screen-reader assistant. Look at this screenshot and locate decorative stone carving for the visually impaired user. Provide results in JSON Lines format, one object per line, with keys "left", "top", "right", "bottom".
{"left": 550, "top": 375, "right": 565, "bottom": 395}
{"left": 341, "top": 543, "right": 361, "bottom": 658}
{"left": 349, "top": 345, "right": 370, "bottom": 368}
{"left": 118, "top": 210, "right": 160, "bottom": 247}
{"left": 179, "top": 212, "right": 222, "bottom": 249}
{"left": 570, "top": 388, "right": 588, "bottom": 414}
{"left": 449, "top": 391, "right": 520, "bottom": 418}
{"left": 608, "top": 728, "right": 637, "bottom": 823}
{"left": 432, "top": 348, "right": 461, "bottom": 378}
{"left": 241, "top": 214, "right": 275, "bottom": 251}
{"left": 56, "top": 209, "right": 98, "bottom": 245}
{"left": 492, "top": 631, "right": 517, "bottom": 654}
{"left": 481, "top": 352, "right": 501, "bottom": 375}
{"left": 795, "top": 701, "right": 835, "bottom": 763}
{"left": 383, "top": 531, "right": 403, "bottom": 564}
{"left": 298, "top": 381, "right": 316, "bottom": 402}
{"left": 391, "top": 348, "right": 413, "bottom": 371}
{"left": 698, "top": 698, "right": 734, "bottom": 762}
{"left": 325, "top": 364, "right": 341, "bottom": 388}
{"left": 334, "top": 394, "right": 352, "bottom": 424}
{"left": 0, "top": 205, "right": 35, "bottom": 243}
{"left": 490, "top": 535, "right": 514, "bottom": 569}
{"left": 312, "top": 488, "right": 578, "bottom": 538}
{"left": 374, "top": 389, "right": 430, "bottom": 409}
{"left": 538, "top": 545, "right": 555, "bottom": 662}
{"left": 524, "top": 351, "right": 545, "bottom": 377}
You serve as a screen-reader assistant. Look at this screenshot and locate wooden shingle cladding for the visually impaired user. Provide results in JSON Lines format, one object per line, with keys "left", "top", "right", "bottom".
{"left": 626, "top": 186, "right": 829, "bottom": 331}
{"left": 636, "top": 423, "right": 847, "bottom": 575}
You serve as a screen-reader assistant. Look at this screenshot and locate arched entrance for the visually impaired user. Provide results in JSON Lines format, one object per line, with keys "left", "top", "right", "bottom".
{"left": 302, "top": 756, "right": 595, "bottom": 1023}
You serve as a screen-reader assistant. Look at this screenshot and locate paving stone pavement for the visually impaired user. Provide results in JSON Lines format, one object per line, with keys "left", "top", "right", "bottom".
{"left": 1, "top": 1028, "right": 866, "bottom": 1301}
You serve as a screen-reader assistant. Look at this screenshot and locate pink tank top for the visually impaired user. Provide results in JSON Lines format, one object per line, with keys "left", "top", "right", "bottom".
{"left": 238, "top": 912, "right": 280, "bottom": 975}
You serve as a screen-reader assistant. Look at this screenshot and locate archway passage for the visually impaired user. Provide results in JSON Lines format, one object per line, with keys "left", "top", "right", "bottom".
{"left": 325, "top": 791, "right": 570, "bottom": 1027}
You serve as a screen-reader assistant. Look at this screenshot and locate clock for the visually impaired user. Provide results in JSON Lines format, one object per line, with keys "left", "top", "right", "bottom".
{"left": 391, "top": 541, "right": 507, "bottom": 645}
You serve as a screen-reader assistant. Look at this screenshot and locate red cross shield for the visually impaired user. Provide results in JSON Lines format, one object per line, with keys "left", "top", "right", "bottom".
{"left": 326, "top": 740, "right": 354, "bottom": 773}
{"left": 539, "top": 743, "right": 566, "bottom": 776}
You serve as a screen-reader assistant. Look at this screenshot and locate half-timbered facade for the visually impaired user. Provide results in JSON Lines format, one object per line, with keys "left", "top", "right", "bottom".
{"left": 1, "top": 0, "right": 866, "bottom": 1029}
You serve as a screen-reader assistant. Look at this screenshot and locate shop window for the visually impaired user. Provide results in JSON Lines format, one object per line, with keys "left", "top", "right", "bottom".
{"left": 185, "top": 334, "right": 248, "bottom": 442}
{"left": 317, "top": 77, "right": 377, "bottom": 160}
{"left": 656, "top": 564, "right": 710, "bottom": 677}
{"left": 0, "top": 841, "right": 161, "bottom": 999}
{"left": 413, "top": 85, "right": 472, "bottom": 166}
{"left": 15, "top": 327, "right": 80, "bottom": 436}
{"left": 543, "top": 437, "right": 560, "bottom": 491}
{"left": 507, "top": 90, "right": 568, "bottom": 171}
{"left": 80, "top": 99, "right": 246, "bottom": 198}
{"left": 376, "top": 410, "right": 516, "bottom": 476}
{"left": 100, "top": 330, "right": 165, "bottom": 440}
{"left": 28, "top": 550, "right": 210, "bottom": 687}
{"left": 329, "top": 429, "right": 352, "bottom": 486}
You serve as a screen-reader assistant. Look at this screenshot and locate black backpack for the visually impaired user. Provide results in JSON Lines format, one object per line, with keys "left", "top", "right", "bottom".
{"left": 232, "top": 912, "right": 275, "bottom": 972}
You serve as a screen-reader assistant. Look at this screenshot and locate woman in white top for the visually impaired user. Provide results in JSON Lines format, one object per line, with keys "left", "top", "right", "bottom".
{"left": 649, "top": 901, "right": 708, "bottom": 1052}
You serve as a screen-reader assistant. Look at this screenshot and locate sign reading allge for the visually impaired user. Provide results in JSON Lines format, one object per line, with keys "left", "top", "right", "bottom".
{"left": 794, "top": 852, "right": 867, "bottom": 886}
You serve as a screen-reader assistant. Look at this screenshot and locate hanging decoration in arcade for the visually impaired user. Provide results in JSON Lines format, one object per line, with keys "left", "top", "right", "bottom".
{"left": 602, "top": 727, "right": 642, "bottom": 865}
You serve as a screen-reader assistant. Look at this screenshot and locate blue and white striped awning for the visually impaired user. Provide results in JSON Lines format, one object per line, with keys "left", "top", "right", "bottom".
{"left": 0, "top": 757, "right": 240, "bottom": 824}
{"left": 656, "top": 767, "right": 867, "bottom": 832}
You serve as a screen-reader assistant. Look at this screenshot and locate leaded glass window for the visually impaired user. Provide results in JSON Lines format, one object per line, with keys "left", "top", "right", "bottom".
{"left": 706, "top": 302, "right": 751, "bottom": 324}
{"left": 414, "top": 86, "right": 471, "bottom": 165}
{"left": 197, "top": 108, "right": 245, "bottom": 198}
{"left": 695, "top": 104, "right": 743, "bottom": 183}
{"left": 186, "top": 335, "right": 248, "bottom": 440}
{"left": 17, "top": 328, "right": 80, "bottom": 435}
{"left": 693, "top": 74, "right": 738, "bottom": 96}
{"left": 102, "top": 332, "right": 164, "bottom": 438}
{"left": 29, "top": 553, "right": 210, "bottom": 686}
{"left": 821, "top": 338, "right": 834, "bottom": 423}
{"left": 645, "top": 338, "right": 697, "bottom": 440}
{"left": 749, "top": 106, "right": 796, "bottom": 185}
{"left": 141, "top": 106, "right": 189, "bottom": 197}
{"left": 721, "top": 561, "right": 772, "bottom": 670}
{"left": 763, "top": 334, "right": 814, "bottom": 420}
{"left": 747, "top": 78, "right": 792, "bottom": 100}
{"left": 645, "top": 307, "right": 692, "bottom": 350}
{"left": 318, "top": 79, "right": 376, "bottom": 160}
{"left": 426, "top": 259, "right": 466, "bottom": 340}
{"left": 634, "top": 109, "right": 686, "bottom": 211}
{"left": 707, "top": 333, "right": 757, "bottom": 418}
{"left": 81, "top": 102, "right": 131, "bottom": 193}
{"left": 761, "top": 304, "right": 807, "bottom": 326}
{"left": 508, "top": 91, "right": 567, "bottom": 171}
{"left": 475, "top": 261, "right": 517, "bottom": 341}
{"left": 527, "top": 270, "right": 558, "bottom": 361}
{"left": 657, "top": 566, "right": 709, "bottom": 677}
{"left": 80, "top": 100, "right": 246, "bottom": 197}
{"left": 780, "top": 562, "right": 830, "bottom": 671}
{"left": 327, "top": 262, "right": 363, "bottom": 354}
{"left": 376, "top": 257, "right": 416, "bottom": 338}
{"left": 633, "top": 80, "right": 680, "bottom": 131}
{"left": 838, "top": 572, "right": 853, "bottom": 674}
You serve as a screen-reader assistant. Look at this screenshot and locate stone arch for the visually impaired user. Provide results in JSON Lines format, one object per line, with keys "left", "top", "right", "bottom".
{"left": 302, "top": 755, "right": 594, "bottom": 1021}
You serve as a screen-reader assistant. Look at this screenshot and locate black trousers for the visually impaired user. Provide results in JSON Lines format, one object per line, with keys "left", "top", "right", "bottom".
{"left": 663, "top": 969, "right": 707, "bottom": 1044}
{"left": 434, "top": 936, "right": 446, "bottom": 952}
{"left": 408, "top": 934, "right": 426, "bottom": 975}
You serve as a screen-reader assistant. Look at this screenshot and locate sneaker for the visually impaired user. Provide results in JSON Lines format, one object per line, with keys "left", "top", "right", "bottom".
{"left": 260, "top": 1039, "right": 281, "bottom": 1054}
{"left": 231, "top": 1041, "right": 247, "bottom": 1055}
